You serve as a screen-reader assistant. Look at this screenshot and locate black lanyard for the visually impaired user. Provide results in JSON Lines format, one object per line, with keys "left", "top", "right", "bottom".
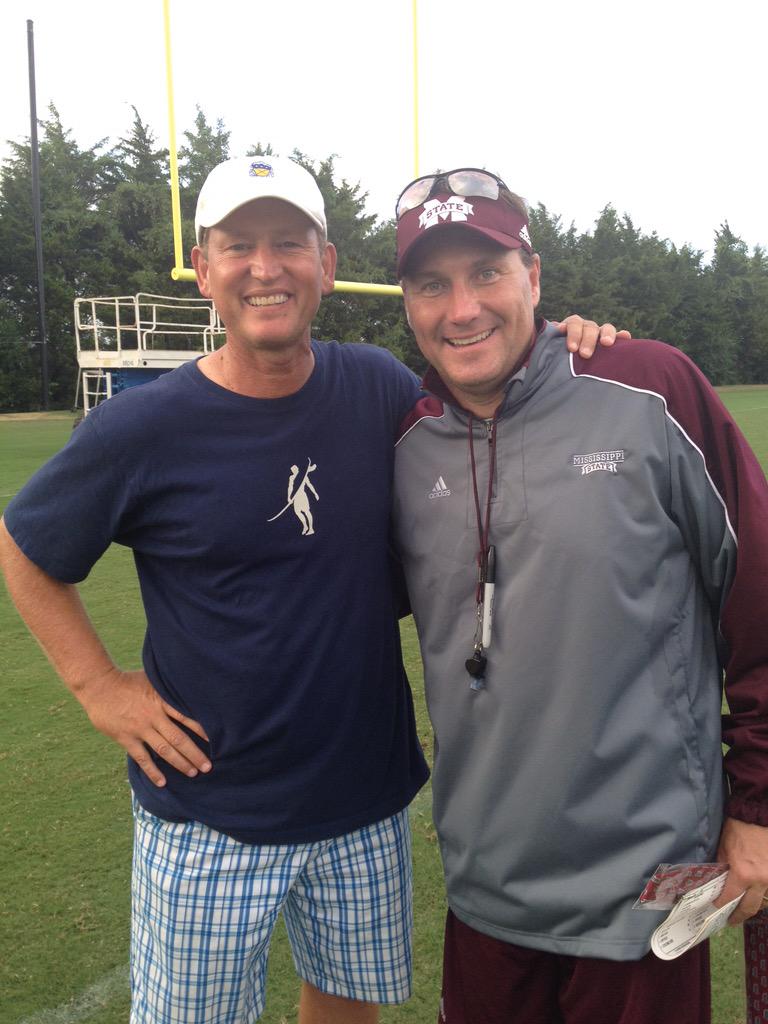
{"left": 465, "top": 413, "right": 498, "bottom": 688}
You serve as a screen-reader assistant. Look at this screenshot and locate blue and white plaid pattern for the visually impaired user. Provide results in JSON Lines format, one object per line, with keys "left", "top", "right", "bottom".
{"left": 129, "top": 799, "right": 413, "bottom": 1023}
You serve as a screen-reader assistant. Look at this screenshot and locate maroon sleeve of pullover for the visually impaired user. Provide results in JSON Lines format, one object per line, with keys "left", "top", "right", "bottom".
{"left": 575, "top": 339, "right": 768, "bottom": 824}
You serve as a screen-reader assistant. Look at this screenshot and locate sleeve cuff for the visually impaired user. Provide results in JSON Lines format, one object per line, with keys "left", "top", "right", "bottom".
{"left": 725, "top": 796, "right": 768, "bottom": 827}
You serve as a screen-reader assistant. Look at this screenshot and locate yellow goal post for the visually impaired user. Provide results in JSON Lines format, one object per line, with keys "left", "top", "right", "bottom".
{"left": 162, "top": 0, "right": 420, "bottom": 298}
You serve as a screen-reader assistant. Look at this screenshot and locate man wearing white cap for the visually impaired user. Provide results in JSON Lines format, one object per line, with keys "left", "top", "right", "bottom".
{"left": 0, "top": 156, "right": 620, "bottom": 1023}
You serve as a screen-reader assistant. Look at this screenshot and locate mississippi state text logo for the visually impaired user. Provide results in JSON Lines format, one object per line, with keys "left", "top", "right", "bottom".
{"left": 571, "top": 450, "right": 625, "bottom": 475}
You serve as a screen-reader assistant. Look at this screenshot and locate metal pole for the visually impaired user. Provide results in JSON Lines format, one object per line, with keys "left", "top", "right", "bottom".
{"left": 412, "top": 0, "right": 419, "bottom": 178}
{"left": 163, "top": 0, "right": 185, "bottom": 280}
{"left": 27, "top": 19, "right": 49, "bottom": 410}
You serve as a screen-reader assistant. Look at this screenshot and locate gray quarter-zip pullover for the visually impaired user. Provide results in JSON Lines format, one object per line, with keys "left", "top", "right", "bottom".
{"left": 394, "top": 323, "right": 768, "bottom": 958}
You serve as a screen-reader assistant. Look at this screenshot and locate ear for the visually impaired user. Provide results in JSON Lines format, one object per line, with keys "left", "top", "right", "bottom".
{"left": 320, "top": 242, "right": 337, "bottom": 296}
{"left": 191, "top": 245, "right": 211, "bottom": 299}
{"left": 529, "top": 254, "right": 542, "bottom": 309}
{"left": 398, "top": 281, "right": 413, "bottom": 328}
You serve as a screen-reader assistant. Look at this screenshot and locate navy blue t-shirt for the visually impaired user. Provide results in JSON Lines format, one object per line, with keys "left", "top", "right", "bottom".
{"left": 5, "top": 341, "right": 429, "bottom": 842}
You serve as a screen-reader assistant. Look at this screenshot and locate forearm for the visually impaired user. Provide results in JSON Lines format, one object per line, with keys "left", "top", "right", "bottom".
{"left": 2, "top": 517, "right": 210, "bottom": 783}
{"left": 0, "top": 518, "right": 116, "bottom": 698}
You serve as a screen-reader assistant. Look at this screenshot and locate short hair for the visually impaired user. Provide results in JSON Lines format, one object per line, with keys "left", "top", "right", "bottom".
{"left": 500, "top": 187, "right": 536, "bottom": 268}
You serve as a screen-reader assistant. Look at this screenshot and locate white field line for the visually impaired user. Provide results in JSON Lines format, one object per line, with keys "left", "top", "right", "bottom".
{"left": 18, "top": 965, "right": 129, "bottom": 1024}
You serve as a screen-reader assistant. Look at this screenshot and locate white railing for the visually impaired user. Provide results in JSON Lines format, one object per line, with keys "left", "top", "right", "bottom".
{"left": 75, "top": 293, "right": 224, "bottom": 358}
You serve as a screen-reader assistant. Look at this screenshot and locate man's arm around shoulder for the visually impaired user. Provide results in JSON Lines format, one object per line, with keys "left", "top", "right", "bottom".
{"left": 0, "top": 518, "right": 211, "bottom": 788}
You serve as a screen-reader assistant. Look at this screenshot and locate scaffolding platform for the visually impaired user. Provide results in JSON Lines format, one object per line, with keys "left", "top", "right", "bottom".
{"left": 75, "top": 293, "right": 224, "bottom": 414}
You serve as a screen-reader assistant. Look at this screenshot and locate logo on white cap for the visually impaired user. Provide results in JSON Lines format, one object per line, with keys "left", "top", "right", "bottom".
{"left": 418, "top": 196, "right": 474, "bottom": 231}
{"left": 249, "top": 161, "right": 274, "bottom": 178}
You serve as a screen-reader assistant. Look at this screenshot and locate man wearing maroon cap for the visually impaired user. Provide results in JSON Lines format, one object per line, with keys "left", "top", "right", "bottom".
{"left": 392, "top": 168, "right": 768, "bottom": 1023}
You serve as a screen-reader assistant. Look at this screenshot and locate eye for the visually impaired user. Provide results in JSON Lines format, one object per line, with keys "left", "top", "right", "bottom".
{"left": 227, "top": 242, "right": 250, "bottom": 253}
{"left": 477, "top": 267, "right": 500, "bottom": 283}
{"left": 419, "top": 279, "right": 445, "bottom": 296}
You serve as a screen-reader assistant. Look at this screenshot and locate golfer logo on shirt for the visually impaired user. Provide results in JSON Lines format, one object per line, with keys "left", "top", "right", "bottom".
{"left": 267, "top": 458, "right": 319, "bottom": 536}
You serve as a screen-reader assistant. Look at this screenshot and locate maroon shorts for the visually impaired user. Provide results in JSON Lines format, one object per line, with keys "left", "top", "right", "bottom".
{"left": 439, "top": 909, "right": 711, "bottom": 1024}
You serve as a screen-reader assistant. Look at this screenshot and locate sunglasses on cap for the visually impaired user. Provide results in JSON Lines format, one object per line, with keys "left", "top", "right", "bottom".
{"left": 395, "top": 167, "right": 514, "bottom": 220}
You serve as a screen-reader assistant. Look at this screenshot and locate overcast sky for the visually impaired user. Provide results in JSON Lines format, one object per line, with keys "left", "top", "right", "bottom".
{"left": 1, "top": 0, "right": 766, "bottom": 267}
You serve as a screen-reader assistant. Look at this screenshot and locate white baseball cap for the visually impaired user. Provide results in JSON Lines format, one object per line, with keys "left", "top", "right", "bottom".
{"left": 194, "top": 156, "right": 327, "bottom": 244}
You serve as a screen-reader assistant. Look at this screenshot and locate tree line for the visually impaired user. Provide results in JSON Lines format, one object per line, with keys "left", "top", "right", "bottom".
{"left": 1, "top": 105, "right": 766, "bottom": 412}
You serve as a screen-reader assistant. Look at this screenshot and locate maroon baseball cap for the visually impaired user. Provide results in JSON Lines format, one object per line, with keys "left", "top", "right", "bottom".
{"left": 396, "top": 192, "right": 533, "bottom": 277}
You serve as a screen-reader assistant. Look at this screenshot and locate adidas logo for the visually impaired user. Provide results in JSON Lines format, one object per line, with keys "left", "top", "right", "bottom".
{"left": 428, "top": 476, "right": 451, "bottom": 499}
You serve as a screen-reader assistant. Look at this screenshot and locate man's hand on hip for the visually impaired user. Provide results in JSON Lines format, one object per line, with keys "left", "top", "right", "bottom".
{"left": 78, "top": 666, "right": 211, "bottom": 787}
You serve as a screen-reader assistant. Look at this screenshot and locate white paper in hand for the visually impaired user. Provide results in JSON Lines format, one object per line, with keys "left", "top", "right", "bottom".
{"left": 650, "top": 872, "right": 743, "bottom": 960}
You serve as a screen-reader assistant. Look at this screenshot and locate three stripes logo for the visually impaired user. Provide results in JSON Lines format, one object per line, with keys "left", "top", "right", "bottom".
{"left": 428, "top": 476, "right": 451, "bottom": 499}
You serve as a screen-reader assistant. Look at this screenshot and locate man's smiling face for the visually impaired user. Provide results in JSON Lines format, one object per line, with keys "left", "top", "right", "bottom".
{"left": 192, "top": 197, "right": 336, "bottom": 356}
{"left": 402, "top": 228, "right": 541, "bottom": 417}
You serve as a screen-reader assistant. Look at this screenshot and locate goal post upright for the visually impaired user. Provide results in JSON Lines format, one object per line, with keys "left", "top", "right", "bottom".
{"left": 161, "top": 0, "right": 407, "bottom": 298}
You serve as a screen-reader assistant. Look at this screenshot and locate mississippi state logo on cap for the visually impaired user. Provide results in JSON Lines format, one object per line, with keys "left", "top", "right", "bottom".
{"left": 418, "top": 196, "right": 475, "bottom": 230}
{"left": 396, "top": 193, "right": 533, "bottom": 277}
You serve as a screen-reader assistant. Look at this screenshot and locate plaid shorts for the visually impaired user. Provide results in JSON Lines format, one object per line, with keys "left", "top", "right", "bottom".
{"left": 129, "top": 799, "right": 413, "bottom": 1023}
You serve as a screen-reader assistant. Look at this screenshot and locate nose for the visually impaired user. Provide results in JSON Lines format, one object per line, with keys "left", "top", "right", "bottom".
{"left": 446, "top": 281, "right": 481, "bottom": 325}
{"left": 247, "top": 245, "right": 280, "bottom": 282}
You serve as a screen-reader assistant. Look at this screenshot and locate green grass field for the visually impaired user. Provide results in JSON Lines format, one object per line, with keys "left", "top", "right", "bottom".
{"left": 2, "top": 387, "right": 767, "bottom": 1024}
